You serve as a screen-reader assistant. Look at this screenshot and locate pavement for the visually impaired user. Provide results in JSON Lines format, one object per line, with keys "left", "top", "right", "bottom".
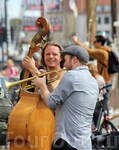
{"left": 109, "top": 108, "right": 119, "bottom": 128}
{"left": 109, "top": 108, "right": 119, "bottom": 120}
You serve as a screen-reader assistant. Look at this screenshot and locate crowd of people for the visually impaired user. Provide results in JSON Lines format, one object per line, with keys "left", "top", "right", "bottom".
{"left": 0, "top": 34, "right": 115, "bottom": 150}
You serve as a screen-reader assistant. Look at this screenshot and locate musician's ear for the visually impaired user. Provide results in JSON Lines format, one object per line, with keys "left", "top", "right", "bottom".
{"left": 72, "top": 56, "right": 77, "bottom": 64}
{"left": 60, "top": 55, "right": 64, "bottom": 62}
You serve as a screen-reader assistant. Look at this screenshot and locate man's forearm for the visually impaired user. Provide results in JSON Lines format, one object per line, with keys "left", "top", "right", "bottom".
{"left": 40, "top": 83, "right": 51, "bottom": 105}
{"left": 30, "top": 67, "right": 39, "bottom": 76}
{"left": 75, "top": 41, "right": 91, "bottom": 52}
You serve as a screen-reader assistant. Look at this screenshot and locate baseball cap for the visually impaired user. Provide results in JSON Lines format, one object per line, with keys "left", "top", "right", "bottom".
{"left": 61, "top": 45, "right": 89, "bottom": 63}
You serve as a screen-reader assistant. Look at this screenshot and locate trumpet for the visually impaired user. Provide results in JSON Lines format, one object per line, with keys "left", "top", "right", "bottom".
{"left": 5, "top": 68, "right": 66, "bottom": 92}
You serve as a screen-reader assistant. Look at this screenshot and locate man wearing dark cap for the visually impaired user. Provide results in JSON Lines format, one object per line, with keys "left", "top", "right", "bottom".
{"left": 32, "top": 45, "right": 98, "bottom": 150}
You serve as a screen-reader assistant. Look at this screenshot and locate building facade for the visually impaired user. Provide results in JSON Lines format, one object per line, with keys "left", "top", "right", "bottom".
{"left": 76, "top": 0, "right": 119, "bottom": 42}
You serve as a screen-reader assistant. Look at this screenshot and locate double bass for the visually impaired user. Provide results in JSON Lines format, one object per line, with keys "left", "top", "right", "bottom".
{"left": 7, "top": 17, "right": 55, "bottom": 150}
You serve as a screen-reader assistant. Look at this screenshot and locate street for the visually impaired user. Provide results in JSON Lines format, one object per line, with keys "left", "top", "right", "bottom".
{"left": 110, "top": 115, "right": 119, "bottom": 130}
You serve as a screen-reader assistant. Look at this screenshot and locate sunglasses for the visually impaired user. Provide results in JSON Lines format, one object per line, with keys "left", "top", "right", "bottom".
{"left": 93, "top": 41, "right": 97, "bottom": 44}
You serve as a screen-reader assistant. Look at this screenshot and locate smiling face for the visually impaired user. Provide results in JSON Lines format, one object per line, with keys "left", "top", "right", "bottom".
{"left": 44, "top": 45, "right": 62, "bottom": 70}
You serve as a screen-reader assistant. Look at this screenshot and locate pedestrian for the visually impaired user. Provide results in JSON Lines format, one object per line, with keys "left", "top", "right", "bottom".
{"left": 22, "top": 41, "right": 65, "bottom": 92}
{"left": 1, "top": 59, "right": 18, "bottom": 81}
{"left": 87, "top": 63, "right": 108, "bottom": 126}
{"left": 72, "top": 34, "right": 112, "bottom": 101}
{"left": 33, "top": 52, "right": 45, "bottom": 70}
{"left": 87, "top": 63, "right": 106, "bottom": 101}
{"left": 32, "top": 45, "right": 98, "bottom": 150}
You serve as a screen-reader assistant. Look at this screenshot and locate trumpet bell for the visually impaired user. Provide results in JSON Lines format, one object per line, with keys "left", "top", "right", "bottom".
{"left": 5, "top": 80, "right": 14, "bottom": 92}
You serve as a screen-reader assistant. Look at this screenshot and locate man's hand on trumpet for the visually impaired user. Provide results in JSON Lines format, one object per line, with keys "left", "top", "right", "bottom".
{"left": 31, "top": 70, "right": 47, "bottom": 89}
{"left": 31, "top": 70, "right": 50, "bottom": 105}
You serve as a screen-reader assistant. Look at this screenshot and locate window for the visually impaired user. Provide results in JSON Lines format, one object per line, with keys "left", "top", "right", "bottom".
{"left": 104, "top": 17, "right": 109, "bottom": 24}
{"left": 96, "top": 5, "right": 102, "bottom": 12}
{"left": 105, "top": 31, "right": 111, "bottom": 36}
{"left": 103, "top": 5, "right": 111, "bottom": 12}
{"left": 97, "top": 17, "right": 101, "bottom": 24}
{"left": 97, "top": 31, "right": 102, "bottom": 35}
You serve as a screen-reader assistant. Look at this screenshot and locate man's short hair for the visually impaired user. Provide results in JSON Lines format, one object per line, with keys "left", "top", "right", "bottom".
{"left": 95, "top": 35, "right": 106, "bottom": 46}
{"left": 40, "top": 41, "right": 64, "bottom": 68}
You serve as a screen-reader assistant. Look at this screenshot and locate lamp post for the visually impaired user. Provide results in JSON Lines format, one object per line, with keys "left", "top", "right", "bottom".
{"left": 4, "top": 0, "right": 8, "bottom": 58}
{"left": 111, "top": 0, "right": 117, "bottom": 39}
{"left": 1, "top": 0, "right": 8, "bottom": 67}
{"left": 0, "top": 0, "right": 8, "bottom": 68}
{"left": 86, "top": 0, "right": 97, "bottom": 48}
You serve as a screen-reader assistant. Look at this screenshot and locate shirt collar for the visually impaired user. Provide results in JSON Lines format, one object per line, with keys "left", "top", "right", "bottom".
{"left": 73, "top": 66, "right": 89, "bottom": 71}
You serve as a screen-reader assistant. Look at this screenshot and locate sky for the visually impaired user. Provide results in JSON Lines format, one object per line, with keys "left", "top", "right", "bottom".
{"left": 7, "top": 0, "right": 41, "bottom": 19}
{"left": 7, "top": 0, "right": 22, "bottom": 20}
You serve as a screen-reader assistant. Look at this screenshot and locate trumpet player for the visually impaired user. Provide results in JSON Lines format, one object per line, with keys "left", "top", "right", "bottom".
{"left": 32, "top": 45, "right": 98, "bottom": 150}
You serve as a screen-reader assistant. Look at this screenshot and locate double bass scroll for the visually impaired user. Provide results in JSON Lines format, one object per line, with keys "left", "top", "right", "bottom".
{"left": 30, "top": 17, "right": 49, "bottom": 49}
{"left": 22, "top": 17, "right": 49, "bottom": 88}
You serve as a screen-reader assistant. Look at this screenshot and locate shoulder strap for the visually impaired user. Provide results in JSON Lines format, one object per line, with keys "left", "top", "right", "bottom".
{"left": 99, "top": 49, "right": 109, "bottom": 75}
{"left": 99, "top": 59, "right": 107, "bottom": 74}
{"left": 100, "top": 65, "right": 103, "bottom": 74}
{"left": 99, "top": 61, "right": 108, "bottom": 75}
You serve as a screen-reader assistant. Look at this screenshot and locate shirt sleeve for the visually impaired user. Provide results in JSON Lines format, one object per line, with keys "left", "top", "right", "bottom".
{"left": 87, "top": 49, "right": 108, "bottom": 67}
{"left": 83, "top": 47, "right": 108, "bottom": 67}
